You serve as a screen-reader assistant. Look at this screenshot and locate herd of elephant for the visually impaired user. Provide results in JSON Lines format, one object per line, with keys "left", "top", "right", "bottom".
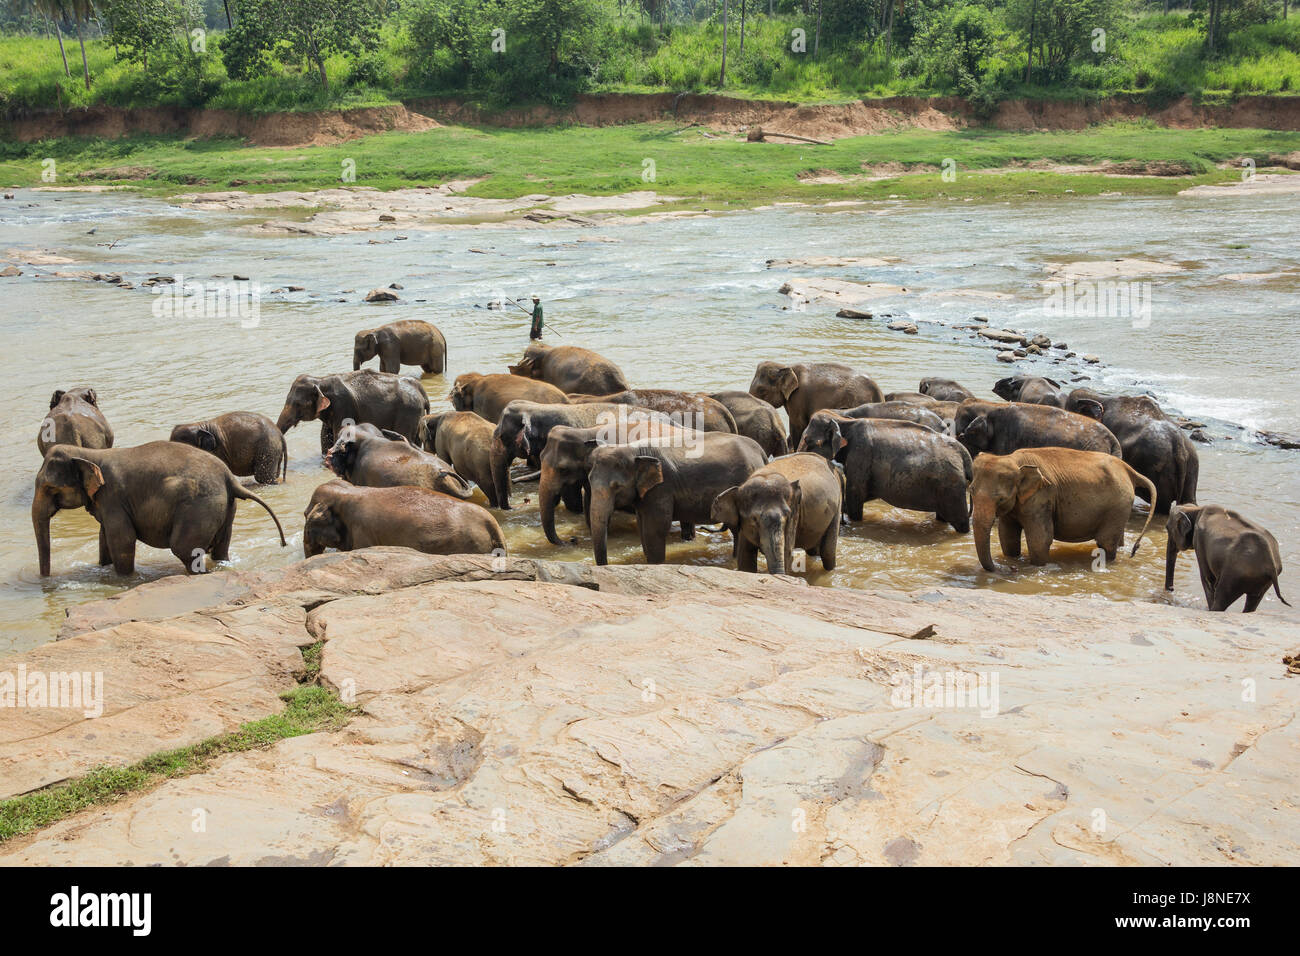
{"left": 33, "top": 317, "right": 1289, "bottom": 614}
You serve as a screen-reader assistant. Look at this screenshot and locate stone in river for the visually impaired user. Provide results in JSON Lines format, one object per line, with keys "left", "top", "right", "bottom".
{"left": 365, "top": 288, "right": 399, "bottom": 302}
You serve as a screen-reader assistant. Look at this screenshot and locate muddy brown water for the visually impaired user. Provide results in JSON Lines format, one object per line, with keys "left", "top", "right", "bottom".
{"left": 1, "top": 189, "right": 1297, "bottom": 655}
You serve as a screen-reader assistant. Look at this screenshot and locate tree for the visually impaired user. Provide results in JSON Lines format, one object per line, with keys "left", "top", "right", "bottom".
{"left": 31, "top": 0, "right": 71, "bottom": 79}
{"left": 100, "top": 0, "right": 200, "bottom": 75}
{"left": 719, "top": 0, "right": 728, "bottom": 85}
{"left": 512, "top": 0, "right": 601, "bottom": 79}
{"left": 221, "top": 0, "right": 380, "bottom": 90}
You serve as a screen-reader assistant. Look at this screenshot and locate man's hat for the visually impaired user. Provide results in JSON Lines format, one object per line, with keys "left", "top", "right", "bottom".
{"left": 531, "top": 294, "right": 540, "bottom": 301}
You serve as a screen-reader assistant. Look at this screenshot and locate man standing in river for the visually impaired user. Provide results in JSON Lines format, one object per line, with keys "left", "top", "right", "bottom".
{"left": 529, "top": 295, "right": 544, "bottom": 340}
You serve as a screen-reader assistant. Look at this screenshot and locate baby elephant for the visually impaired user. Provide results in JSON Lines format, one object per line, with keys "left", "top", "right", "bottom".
{"left": 304, "top": 480, "right": 505, "bottom": 558}
{"left": 969, "top": 448, "right": 1156, "bottom": 572}
{"left": 418, "top": 411, "right": 498, "bottom": 506}
{"left": 39, "top": 387, "right": 113, "bottom": 456}
{"left": 353, "top": 319, "right": 447, "bottom": 375}
{"left": 1165, "top": 503, "right": 1289, "bottom": 612}
{"left": 712, "top": 453, "right": 842, "bottom": 575}
{"left": 326, "top": 424, "right": 474, "bottom": 500}
{"left": 170, "top": 411, "right": 287, "bottom": 484}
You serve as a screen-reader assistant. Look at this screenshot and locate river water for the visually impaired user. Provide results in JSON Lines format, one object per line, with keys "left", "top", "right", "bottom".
{"left": 2, "top": 188, "right": 1297, "bottom": 654}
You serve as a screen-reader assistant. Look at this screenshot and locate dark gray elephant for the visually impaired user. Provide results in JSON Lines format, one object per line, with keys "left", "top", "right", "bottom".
{"left": 1165, "top": 503, "right": 1289, "bottom": 612}
{"left": 798, "top": 412, "right": 972, "bottom": 532}
{"left": 33, "top": 441, "right": 286, "bottom": 577}
{"left": 711, "top": 452, "right": 842, "bottom": 574}
{"left": 38, "top": 387, "right": 113, "bottom": 456}
{"left": 353, "top": 319, "right": 448, "bottom": 375}
{"left": 832, "top": 400, "right": 946, "bottom": 433}
{"left": 490, "top": 400, "right": 675, "bottom": 509}
{"left": 708, "top": 391, "right": 788, "bottom": 458}
{"left": 326, "top": 424, "right": 473, "bottom": 499}
{"left": 1065, "top": 388, "right": 1198, "bottom": 513}
{"left": 749, "top": 361, "right": 884, "bottom": 446}
{"left": 567, "top": 388, "right": 736, "bottom": 433}
{"left": 993, "top": 375, "right": 1067, "bottom": 407}
{"left": 304, "top": 480, "right": 504, "bottom": 558}
{"left": 509, "top": 342, "right": 629, "bottom": 395}
{"left": 276, "top": 369, "right": 429, "bottom": 454}
{"left": 586, "top": 433, "right": 766, "bottom": 565}
{"left": 955, "top": 400, "right": 1121, "bottom": 459}
{"left": 170, "top": 411, "right": 287, "bottom": 484}
{"left": 919, "top": 377, "right": 975, "bottom": 402}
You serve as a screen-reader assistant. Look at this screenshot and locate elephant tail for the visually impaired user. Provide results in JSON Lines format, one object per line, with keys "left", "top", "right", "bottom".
{"left": 280, "top": 431, "right": 289, "bottom": 484}
{"left": 717, "top": 403, "right": 738, "bottom": 434}
{"left": 230, "top": 480, "right": 288, "bottom": 547}
{"left": 1180, "top": 445, "right": 1199, "bottom": 505}
{"left": 1122, "top": 461, "right": 1157, "bottom": 557}
{"left": 1273, "top": 577, "right": 1292, "bottom": 607}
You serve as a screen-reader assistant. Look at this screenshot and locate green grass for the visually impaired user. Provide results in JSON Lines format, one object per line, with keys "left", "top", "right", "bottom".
{"left": 2, "top": 121, "right": 1297, "bottom": 206}
{"left": 0, "top": 684, "right": 355, "bottom": 844}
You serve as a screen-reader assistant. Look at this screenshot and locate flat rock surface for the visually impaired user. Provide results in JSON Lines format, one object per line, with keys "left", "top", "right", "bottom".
{"left": 1, "top": 550, "right": 1296, "bottom": 866}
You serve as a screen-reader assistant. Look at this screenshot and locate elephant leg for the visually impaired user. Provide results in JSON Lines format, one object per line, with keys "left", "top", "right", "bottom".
{"left": 254, "top": 449, "right": 278, "bottom": 485}
{"left": 1024, "top": 521, "right": 1053, "bottom": 566}
{"left": 1198, "top": 566, "right": 1217, "bottom": 608}
{"left": 736, "top": 535, "right": 758, "bottom": 573}
{"left": 210, "top": 500, "right": 237, "bottom": 562}
{"left": 1243, "top": 587, "right": 1265, "bottom": 613}
{"left": 845, "top": 491, "right": 864, "bottom": 522}
{"left": 819, "top": 518, "right": 839, "bottom": 571}
{"left": 100, "top": 510, "right": 137, "bottom": 576}
{"left": 562, "top": 483, "right": 583, "bottom": 515}
{"left": 680, "top": 521, "right": 695, "bottom": 542}
{"left": 998, "top": 516, "right": 1022, "bottom": 559}
{"left": 637, "top": 501, "right": 672, "bottom": 564}
{"left": 319, "top": 421, "right": 335, "bottom": 457}
{"left": 98, "top": 526, "right": 112, "bottom": 566}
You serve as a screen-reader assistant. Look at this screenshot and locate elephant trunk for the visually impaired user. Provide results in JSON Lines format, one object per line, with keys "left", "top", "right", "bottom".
{"left": 437, "top": 470, "right": 474, "bottom": 501}
{"left": 32, "top": 486, "right": 58, "bottom": 577}
{"left": 1164, "top": 538, "right": 1179, "bottom": 592}
{"left": 972, "top": 495, "right": 997, "bottom": 573}
{"left": 489, "top": 437, "right": 513, "bottom": 510}
{"left": 761, "top": 517, "right": 787, "bottom": 575}
{"left": 538, "top": 471, "right": 564, "bottom": 545}
{"left": 590, "top": 491, "right": 615, "bottom": 566}
{"left": 275, "top": 405, "right": 296, "bottom": 434}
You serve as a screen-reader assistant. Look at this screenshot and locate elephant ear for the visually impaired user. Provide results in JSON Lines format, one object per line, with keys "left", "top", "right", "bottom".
{"left": 788, "top": 478, "right": 803, "bottom": 513}
{"left": 49, "top": 390, "right": 65, "bottom": 409}
{"left": 1016, "top": 464, "right": 1046, "bottom": 506}
{"left": 75, "top": 458, "right": 105, "bottom": 499}
{"left": 831, "top": 419, "right": 848, "bottom": 453}
{"left": 518, "top": 413, "right": 534, "bottom": 455}
{"left": 197, "top": 427, "right": 218, "bottom": 453}
{"left": 379, "top": 428, "right": 407, "bottom": 444}
{"left": 778, "top": 367, "right": 799, "bottom": 401}
{"left": 959, "top": 414, "right": 988, "bottom": 445}
{"left": 1075, "top": 398, "right": 1105, "bottom": 421}
{"left": 1171, "top": 506, "right": 1196, "bottom": 549}
{"left": 314, "top": 386, "right": 331, "bottom": 416}
{"left": 633, "top": 455, "right": 664, "bottom": 498}
{"left": 711, "top": 486, "right": 740, "bottom": 529}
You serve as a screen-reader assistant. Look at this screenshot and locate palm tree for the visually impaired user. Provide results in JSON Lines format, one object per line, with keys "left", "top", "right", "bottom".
{"left": 32, "top": 0, "right": 71, "bottom": 79}
{"left": 720, "top": 0, "right": 729, "bottom": 86}
{"left": 67, "top": 0, "right": 94, "bottom": 90}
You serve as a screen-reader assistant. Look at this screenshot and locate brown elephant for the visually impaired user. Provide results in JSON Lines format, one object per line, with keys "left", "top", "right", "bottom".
{"left": 798, "top": 412, "right": 972, "bottom": 532}
{"left": 418, "top": 411, "right": 498, "bottom": 506}
{"left": 711, "top": 453, "right": 842, "bottom": 575}
{"left": 509, "top": 342, "right": 629, "bottom": 395}
{"left": 882, "top": 392, "right": 961, "bottom": 424}
{"left": 969, "top": 447, "right": 1156, "bottom": 573}
{"left": 586, "top": 432, "right": 766, "bottom": 565}
{"left": 955, "top": 400, "right": 1121, "bottom": 459}
{"left": 537, "top": 420, "right": 698, "bottom": 545}
{"left": 170, "top": 411, "right": 287, "bottom": 484}
{"left": 832, "top": 400, "right": 946, "bottom": 433}
{"left": 325, "top": 424, "right": 473, "bottom": 499}
{"left": 1165, "top": 503, "right": 1289, "bottom": 612}
{"left": 708, "top": 391, "right": 788, "bottom": 458}
{"left": 353, "top": 319, "right": 448, "bottom": 375}
{"left": 38, "top": 387, "right": 113, "bottom": 456}
{"left": 33, "top": 442, "right": 286, "bottom": 577}
{"left": 993, "top": 375, "right": 1067, "bottom": 407}
{"left": 749, "top": 361, "right": 884, "bottom": 446}
{"left": 918, "top": 378, "right": 975, "bottom": 402}
{"left": 276, "top": 369, "right": 429, "bottom": 454}
{"left": 566, "top": 389, "right": 736, "bottom": 433}
{"left": 449, "top": 372, "right": 567, "bottom": 423}
{"left": 1065, "top": 388, "right": 1198, "bottom": 514}
{"left": 303, "top": 480, "right": 504, "bottom": 558}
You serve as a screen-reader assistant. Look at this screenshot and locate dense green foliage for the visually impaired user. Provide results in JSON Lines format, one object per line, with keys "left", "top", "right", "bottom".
{"left": 1, "top": 1, "right": 1297, "bottom": 113}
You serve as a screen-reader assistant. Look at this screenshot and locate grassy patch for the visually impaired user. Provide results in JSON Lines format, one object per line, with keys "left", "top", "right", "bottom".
{"left": 2, "top": 121, "right": 1298, "bottom": 206}
{"left": 0, "top": 684, "right": 355, "bottom": 845}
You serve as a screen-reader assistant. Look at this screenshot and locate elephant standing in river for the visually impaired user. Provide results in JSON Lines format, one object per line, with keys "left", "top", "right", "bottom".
{"left": 33, "top": 441, "right": 286, "bottom": 577}
{"left": 586, "top": 433, "right": 767, "bottom": 565}
{"left": 567, "top": 389, "right": 736, "bottom": 433}
{"left": 39, "top": 387, "right": 113, "bottom": 456}
{"left": 919, "top": 378, "right": 975, "bottom": 403}
{"left": 170, "top": 411, "right": 287, "bottom": 484}
{"left": 304, "top": 480, "right": 504, "bottom": 558}
{"left": 276, "top": 370, "right": 429, "bottom": 454}
{"left": 831, "top": 400, "right": 946, "bottom": 433}
{"left": 993, "top": 375, "right": 1067, "bottom": 407}
{"left": 749, "top": 361, "right": 884, "bottom": 446}
{"left": 1164, "top": 503, "right": 1289, "bottom": 612}
{"left": 955, "top": 400, "right": 1121, "bottom": 459}
{"left": 969, "top": 447, "right": 1155, "bottom": 572}
{"left": 509, "top": 342, "right": 629, "bottom": 395}
{"left": 798, "top": 412, "right": 972, "bottom": 532}
{"left": 326, "top": 424, "right": 474, "bottom": 499}
{"left": 449, "top": 372, "right": 568, "bottom": 423}
{"left": 419, "top": 411, "right": 499, "bottom": 506}
{"left": 1064, "top": 388, "right": 1198, "bottom": 513}
{"left": 353, "top": 319, "right": 447, "bottom": 375}
{"left": 712, "top": 452, "right": 842, "bottom": 575}
{"left": 708, "top": 391, "right": 788, "bottom": 458}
